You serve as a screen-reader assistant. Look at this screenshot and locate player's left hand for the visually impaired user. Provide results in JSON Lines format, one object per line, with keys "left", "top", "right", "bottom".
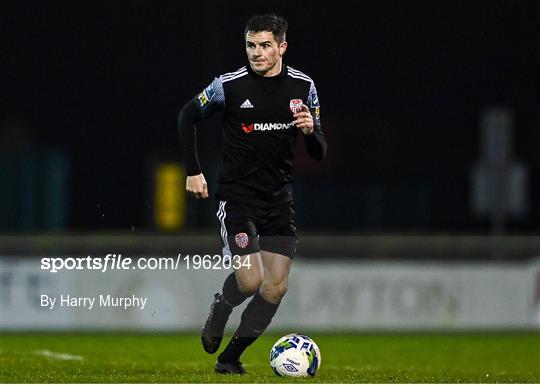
{"left": 292, "top": 104, "right": 314, "bottom": 135}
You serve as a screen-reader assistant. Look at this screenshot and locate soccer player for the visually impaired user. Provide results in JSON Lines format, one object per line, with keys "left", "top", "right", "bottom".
{"left": 178, "top": 13, "right": 327, "bottom": 374}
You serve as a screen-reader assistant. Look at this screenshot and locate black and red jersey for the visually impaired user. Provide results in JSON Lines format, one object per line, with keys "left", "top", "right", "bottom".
{"left": 181, "top": 64, "right": 326, "bottom": 206}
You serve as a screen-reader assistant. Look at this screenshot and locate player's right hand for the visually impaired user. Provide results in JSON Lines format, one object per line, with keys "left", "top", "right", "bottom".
{"left": 186, "top": 173, "right": 209, "bottom": 199}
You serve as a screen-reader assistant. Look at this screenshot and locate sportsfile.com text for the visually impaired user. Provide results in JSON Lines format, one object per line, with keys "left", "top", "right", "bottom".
{"left": 40, "top": 254, "right": 251, "bottom": 273}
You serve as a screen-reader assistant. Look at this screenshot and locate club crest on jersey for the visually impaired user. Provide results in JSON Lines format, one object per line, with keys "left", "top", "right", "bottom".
{"left": 290, "top": 99, "right": 303, "bottom": 113}
{"left": 235, "top": 232, "right": 249, "bottom": 248}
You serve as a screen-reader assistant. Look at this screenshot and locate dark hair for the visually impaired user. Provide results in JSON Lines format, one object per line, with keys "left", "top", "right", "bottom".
{"left": 244, "top": 14, "right": 288, "bottom": 44}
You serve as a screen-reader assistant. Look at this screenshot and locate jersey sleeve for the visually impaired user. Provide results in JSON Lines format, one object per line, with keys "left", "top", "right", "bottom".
{"left": 307, "top": 81, "right": 321, "bottom": 126}
{"left": 194, "top": 77, "right": 226, "bottom": 118}
{"left": 304, "top": 81, "right": 327, "bottom": 160}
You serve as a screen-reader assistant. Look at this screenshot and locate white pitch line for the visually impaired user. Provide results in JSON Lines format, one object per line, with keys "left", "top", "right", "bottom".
{"left": 34, "top": 349, "right": 84, "bottom": 361}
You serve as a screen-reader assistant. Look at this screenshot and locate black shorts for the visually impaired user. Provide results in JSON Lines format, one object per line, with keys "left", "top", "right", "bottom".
{"left": 216, "top": 200, "right": 298, "bottom": 259}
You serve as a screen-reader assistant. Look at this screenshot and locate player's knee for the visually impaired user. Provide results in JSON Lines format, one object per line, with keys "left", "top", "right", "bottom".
{"left": 261, "top": 281, "right": 288, "bottom": 301}
{"left": 278, "top": 282, "right": 288, "bottom": 297}
{"left": 237, "top": 276, "right": 262, "bottom": 296}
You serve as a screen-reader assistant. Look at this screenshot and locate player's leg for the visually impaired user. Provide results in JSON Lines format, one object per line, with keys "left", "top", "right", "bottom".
{"left": 257, "top": 202, "right": 296, "bottom": 306}
{"left": 213, "top": 255, "right": 266, "bottom": 374}
{"left": 201, "top": 253, "right": 263, "bottom": 353}
{"left": 202, "top": 201, "right": 262, "bottom": 357}
{"left": 217, "top": 244, "right": 295, "bottom": 368}
{"left": 259, "top": 250, "right": 292, "bottom": 304}
{"left": 233, "top": 253, "right": 264, "bottom": 296}
{"left": 214, "top": 201, "right": 296, "bottom": 374}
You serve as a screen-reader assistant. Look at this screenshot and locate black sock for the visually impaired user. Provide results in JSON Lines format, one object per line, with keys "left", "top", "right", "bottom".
{"left": 218, "top": 292, "right": 279, "bottom": 363}
{"left": 222, "top": 272, "right": 249, "bottom": 307}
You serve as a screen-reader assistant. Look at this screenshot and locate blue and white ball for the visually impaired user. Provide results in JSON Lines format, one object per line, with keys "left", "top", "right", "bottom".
{"left": 270, "top": 333, "right": 321, "bottom": 377}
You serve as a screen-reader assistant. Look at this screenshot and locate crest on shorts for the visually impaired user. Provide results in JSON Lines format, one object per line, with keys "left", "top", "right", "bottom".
{"left": 235, "top": 232, "right": 249, "bottom": 248}
{"left": 289, "top": 99, "right": 303, "bottom": 114}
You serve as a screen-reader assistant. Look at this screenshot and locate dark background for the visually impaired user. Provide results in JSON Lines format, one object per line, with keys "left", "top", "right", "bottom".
{"left": 1, "top": 0, "right": 538, "bottom": 232}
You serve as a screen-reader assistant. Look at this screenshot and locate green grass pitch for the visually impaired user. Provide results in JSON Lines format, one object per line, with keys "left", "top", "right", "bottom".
{"left": 1, "top": 332, "right": 539, "bottom": 383}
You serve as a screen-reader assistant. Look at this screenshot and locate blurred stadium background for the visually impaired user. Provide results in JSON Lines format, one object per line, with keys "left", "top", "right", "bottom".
{"left": 1, "top": 0, "right": 539, "bottom": 382}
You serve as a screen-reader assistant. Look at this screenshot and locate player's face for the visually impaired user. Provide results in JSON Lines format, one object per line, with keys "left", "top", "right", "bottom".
{"left": 245, "top": 31, "right": 287, "bottom": 77}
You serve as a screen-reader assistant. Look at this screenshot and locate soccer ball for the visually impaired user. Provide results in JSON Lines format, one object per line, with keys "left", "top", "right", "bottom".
{"left": 269, "top": 333, "right": 321, "bottom": 377}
